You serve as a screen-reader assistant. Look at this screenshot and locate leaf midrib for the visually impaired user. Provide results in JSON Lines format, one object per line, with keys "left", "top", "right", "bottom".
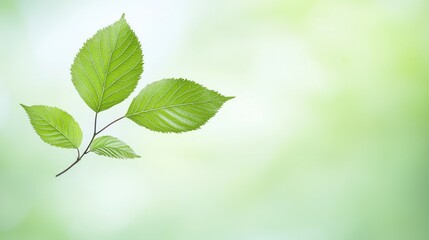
{"left": 91, "top": 144, "right": 139, "bottom": 158}
{"left": 97, "top": 20, "right": 124, "bottom": 112}
{"left": 34, "top": 111, "right": 77, "bottom": 148}
{"left": 126, "top": 99, "right": 224, "bottom": 118}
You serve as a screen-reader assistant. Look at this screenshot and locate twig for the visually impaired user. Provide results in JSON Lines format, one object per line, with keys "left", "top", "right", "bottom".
{"left": 55, "top": 114, "right": 124, "bottom": 177}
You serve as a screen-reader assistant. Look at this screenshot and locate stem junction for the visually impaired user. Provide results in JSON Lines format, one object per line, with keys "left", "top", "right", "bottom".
{"left": 55, "top": 114, "right": 125, "bottom": 177}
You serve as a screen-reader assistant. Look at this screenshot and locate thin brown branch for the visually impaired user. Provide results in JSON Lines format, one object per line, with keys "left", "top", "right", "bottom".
{"left": 55, "top": 113, "right": 125, "bottom": 177}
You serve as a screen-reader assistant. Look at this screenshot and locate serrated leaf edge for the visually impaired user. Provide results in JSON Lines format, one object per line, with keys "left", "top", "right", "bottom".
{"left": 70, "top": 14, "right": 144, "bottom": 113}
{"left": 20, "top": 104, "right": 82, "bottom": 149}
{"left": 125, "top": 78, "right": 234, "bottom": 133}
{"left": 90, "top": 135, "right": 140, "bottom": 159}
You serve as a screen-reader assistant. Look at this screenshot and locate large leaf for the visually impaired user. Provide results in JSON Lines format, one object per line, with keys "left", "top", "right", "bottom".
{"left": 21, "top": 104, "right": 83, "bottom": 149}
{"left": 90, "top": 136, "right": 140, "bottom": 159}
{"left": 71, "top": 14, "right": 143, "bottom": 112}
{"left": 125, "top": 78, "right": 234, "bottom": 133}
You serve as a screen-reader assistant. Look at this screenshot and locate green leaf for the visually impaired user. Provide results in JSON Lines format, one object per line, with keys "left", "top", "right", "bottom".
{"left": 21, "top": 104, "right": 83, "bottom": 149}
{"left": 90, "top": 136, "right": 140, "bottom": 159}
{"left": 125, "top": 78, "right": 234, "bottom": 133}
{"left": 71, "top": 14, "right": 143, "bottom": 112}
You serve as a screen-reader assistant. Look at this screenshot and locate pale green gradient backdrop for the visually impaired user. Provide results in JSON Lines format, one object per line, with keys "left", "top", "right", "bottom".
{"left": 1, "top": 0, "right": 428, "bottom": 239}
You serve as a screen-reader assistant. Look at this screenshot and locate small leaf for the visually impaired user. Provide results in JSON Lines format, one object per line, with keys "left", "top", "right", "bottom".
{"left": 21, "top": 104, "right": 83, "bottom": 149}
{"left": 90, "top": 136, "right": 140, "bottom": 159}
{"left": 125, "top": 78, "right": 234, "bottom": 133}
{"left": 71, "top": 14, "right": 143, "bottom": 112}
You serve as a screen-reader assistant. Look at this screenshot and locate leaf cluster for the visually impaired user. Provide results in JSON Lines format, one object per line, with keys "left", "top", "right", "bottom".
{"left": 21, "top": 14, "right": 233, "bottom": 176}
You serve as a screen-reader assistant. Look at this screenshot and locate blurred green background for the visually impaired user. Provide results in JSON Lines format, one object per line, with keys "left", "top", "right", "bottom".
{"left": 1, "top": 0, "right": 428, "bottom": 239}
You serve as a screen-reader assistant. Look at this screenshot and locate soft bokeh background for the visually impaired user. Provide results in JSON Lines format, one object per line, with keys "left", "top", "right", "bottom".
{"left": 1, "top": 0, "right": 428, "bottom": 239}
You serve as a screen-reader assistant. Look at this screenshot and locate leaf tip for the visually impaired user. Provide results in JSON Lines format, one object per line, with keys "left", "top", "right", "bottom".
{"left": 20, "top": 103, "right": 29, "bottom": 110}
{"left": 121, "top": 13, "right": 126, "bottom": 20}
